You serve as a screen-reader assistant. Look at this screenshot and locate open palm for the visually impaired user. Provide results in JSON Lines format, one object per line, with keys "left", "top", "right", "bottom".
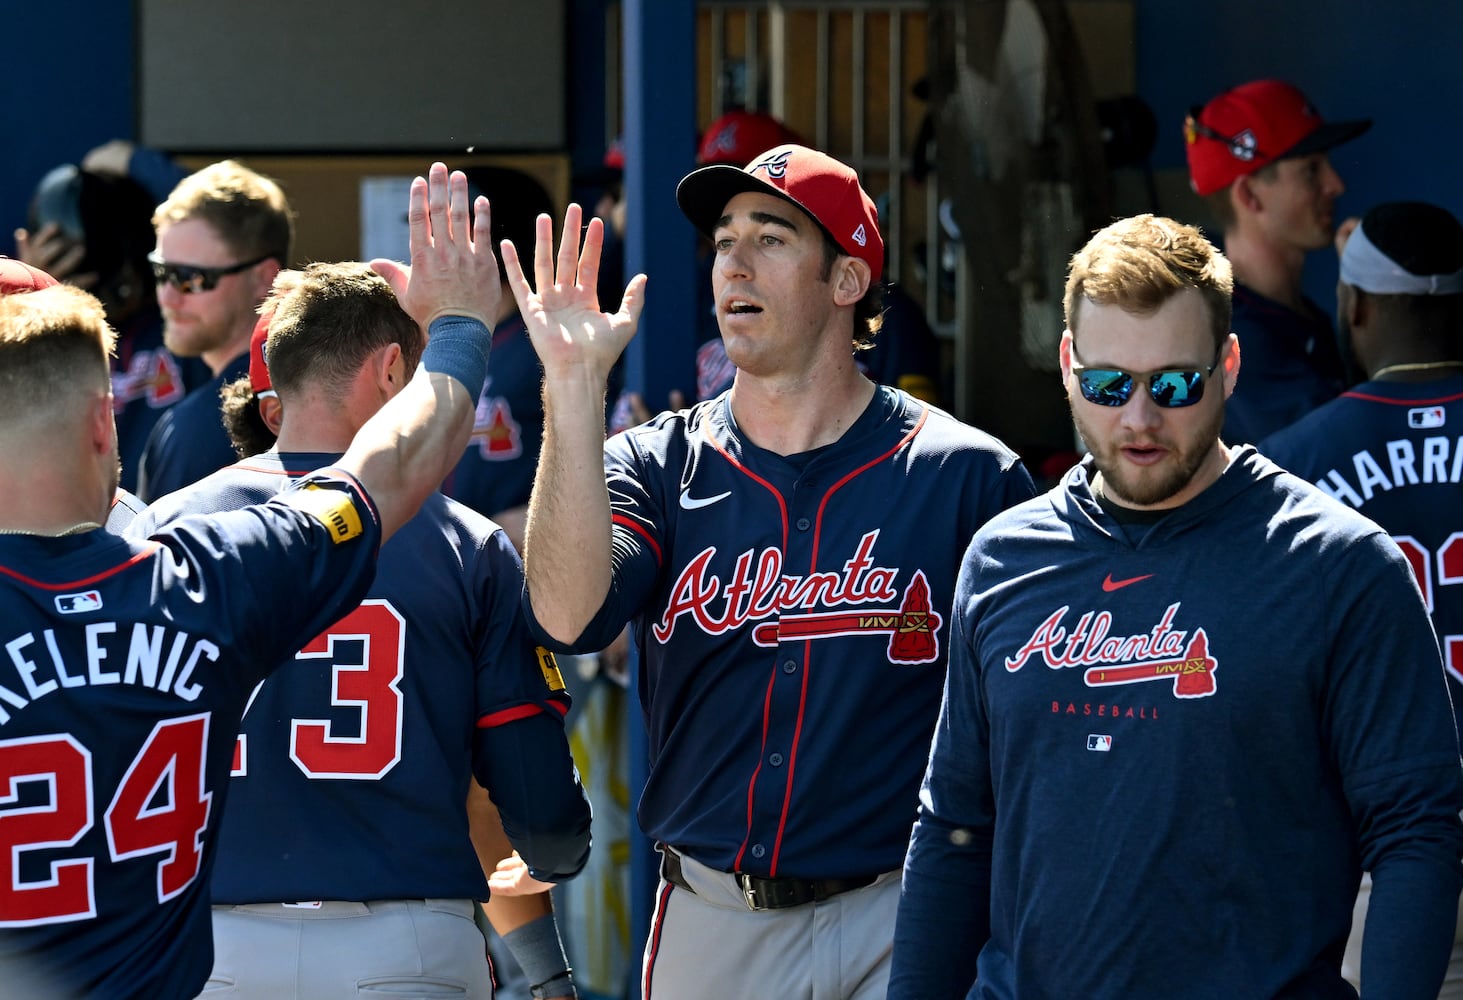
{"left": 502, "top": 203, "right": 647, "bottom": 383}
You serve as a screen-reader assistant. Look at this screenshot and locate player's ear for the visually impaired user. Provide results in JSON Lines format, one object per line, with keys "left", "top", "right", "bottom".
{"left": 377, "top": 343, "right": 406, "bottom": 389}
{"left": 1219, "top": 333, "right": 1240, "bottom": 400}
{"left": 1233, "top": 175, "right": 1262, "bottom": 214}
{"left": 830, "top": 256, "right": 871, "bottom": 308}
{"left": 258, "top": 394, "right": 284, "bottom": 435}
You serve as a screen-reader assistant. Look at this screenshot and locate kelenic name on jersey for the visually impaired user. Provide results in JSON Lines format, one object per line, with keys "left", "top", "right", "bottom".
{"left": 1, "top": 622, "right": 217, "bottom": 725}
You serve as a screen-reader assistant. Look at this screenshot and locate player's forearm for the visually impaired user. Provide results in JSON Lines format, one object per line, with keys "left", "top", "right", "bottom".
{"left": 888, "top": 815, "right": 992, "bottom": 999}
{"left": 1358, "top": 833, "right": 1463, "bottom": 997}
{"left": 481, "top": 714, "right": 593, "bottom": 881}
{"left": 524, "top": 373, "right": 614, "bottom": 644}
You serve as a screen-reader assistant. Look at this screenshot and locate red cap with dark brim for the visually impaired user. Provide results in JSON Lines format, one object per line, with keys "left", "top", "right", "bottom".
{"left": 676, "top": 144, "right": 883, "bottom": 282}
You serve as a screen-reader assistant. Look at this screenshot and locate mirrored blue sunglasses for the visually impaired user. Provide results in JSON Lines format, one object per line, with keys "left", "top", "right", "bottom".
{"left": 1071, "top": 344, "right": 1224, "bottom": 409}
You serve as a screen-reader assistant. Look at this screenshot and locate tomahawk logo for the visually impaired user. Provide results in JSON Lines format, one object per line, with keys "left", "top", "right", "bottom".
{"left": 1006, "top": 602, "right": 1219, "bottom": 699}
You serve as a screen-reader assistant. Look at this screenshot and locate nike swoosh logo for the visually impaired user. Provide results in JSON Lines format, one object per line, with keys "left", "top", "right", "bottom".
{"left": 1102, "top": 573, "right": 1153, "bottom": 593}
{"left": 679, "top": 489, "right": 732, "bottom": 511}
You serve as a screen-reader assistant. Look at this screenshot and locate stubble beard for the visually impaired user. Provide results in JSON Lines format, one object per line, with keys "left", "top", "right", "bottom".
{"left": 1071, "top": 400, "right": 1224, "bottom": 508}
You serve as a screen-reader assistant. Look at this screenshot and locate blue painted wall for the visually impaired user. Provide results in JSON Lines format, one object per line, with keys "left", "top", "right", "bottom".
{"left": 3, "top": 4, "right": 136, "bottom": 244}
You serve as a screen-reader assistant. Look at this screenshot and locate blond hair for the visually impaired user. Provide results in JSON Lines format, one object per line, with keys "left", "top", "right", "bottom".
{"left": 154, "top": 159, "right": 294, "bottom": 264}
{"left": 1064, "top": 214, "right": 1233, "bottom": 349}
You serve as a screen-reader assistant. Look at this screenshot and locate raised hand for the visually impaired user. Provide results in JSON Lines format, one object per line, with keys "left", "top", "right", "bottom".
{"left": 501, "top": 202, "right": 647, "bottom": 383}
{"left": 369, "top": 162, "right": 501, "bottom": 330}
{"left": 14, "top": 223, "right": 94, "bottom": 288}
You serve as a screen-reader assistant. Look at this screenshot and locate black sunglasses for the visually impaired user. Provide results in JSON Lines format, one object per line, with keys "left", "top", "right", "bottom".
{"left": 148, "top": 252, "right": 271, "bottom": 293}
{"left": 1184, "top": 107, "right": 1264, "bottom": 163}
{"left": 1071, "top": 344, "right": 1225, "bottom": 409}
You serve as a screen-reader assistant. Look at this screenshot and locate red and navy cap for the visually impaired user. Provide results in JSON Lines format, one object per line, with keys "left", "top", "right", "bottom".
{"left": 0, "top": 256, "right": 60, "bottom": 295}
{"left": 676, "top": 143, "right": 884, "bottom": 282}
{"left": 248, "top": 309, "right": 275, "bottom": 397}
{"left": 1185, "top": 80, "right": 1370, "bottom": 196}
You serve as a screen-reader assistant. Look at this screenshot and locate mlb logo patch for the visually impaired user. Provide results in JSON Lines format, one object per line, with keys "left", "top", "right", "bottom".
{"left": 55, "top": 590, "right": 102, "bottom": 614}
{"left": 1087, "top": 734, "right": 1112, "bottom": 752}
{"left": 1408, "top": 406, "right": 1446, "bottom": 430}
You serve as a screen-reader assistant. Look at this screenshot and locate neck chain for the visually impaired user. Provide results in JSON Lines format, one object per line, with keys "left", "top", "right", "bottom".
{"left": 1372, "top": 360, "right": 1463, "bottom": 380}
{"left": 0, "top": 521, "right": 102, "bottom": 538}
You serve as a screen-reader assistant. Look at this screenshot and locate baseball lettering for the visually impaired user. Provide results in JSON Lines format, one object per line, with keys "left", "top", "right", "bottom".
{"left": 1314, "top": 435, "right": 1463, "bottom": 507}
{"left": 655, "top": 530, "right": 901, "bottom": 643}
{"left": 0, "top": 624, "right": 217, "bottom": 724}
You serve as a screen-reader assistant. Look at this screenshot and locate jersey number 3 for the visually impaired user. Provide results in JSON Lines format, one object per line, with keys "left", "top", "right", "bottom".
{"left": 233, "top": 600, "right": 406, "bottom": 780}
{"left": 0, "top": 714, "right": 211, "bottom": 925}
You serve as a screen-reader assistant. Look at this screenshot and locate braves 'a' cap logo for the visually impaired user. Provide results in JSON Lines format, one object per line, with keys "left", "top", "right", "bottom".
{"left": 749, "top": 149, "right": 793, "bottom": 179}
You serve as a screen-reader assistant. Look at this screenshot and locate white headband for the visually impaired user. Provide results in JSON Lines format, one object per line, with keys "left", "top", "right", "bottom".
{"left": 1341, "top": 222, "right": 1463, "bottom": 295}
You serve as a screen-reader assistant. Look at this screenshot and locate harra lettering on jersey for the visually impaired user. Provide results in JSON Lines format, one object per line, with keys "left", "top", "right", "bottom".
{"left": 0, "top": 623, "right": 218, "bottom": 725}
{"left": 1311, "top": 434, "right": 1463, "bottom": 508}
{"left": 1006, "top": 602, "right": 1218, "bottom": 699}
{"left": 655, "top": 529, "right": 942, "bottom": 664}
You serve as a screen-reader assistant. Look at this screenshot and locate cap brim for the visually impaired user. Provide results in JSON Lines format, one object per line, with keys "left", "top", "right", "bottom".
{"left": 1281, "top": 119, "right": 1372, "bottom": 160}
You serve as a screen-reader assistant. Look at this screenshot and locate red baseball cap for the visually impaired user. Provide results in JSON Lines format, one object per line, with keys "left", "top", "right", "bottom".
{"left": 677, "top": 143, "right": 884, "bottom": 282}
{"left": 696, "top": 110, "right": 803, "bottom": 167}
{"left": 603, "top": 136, "right": 625, "bottom": 173}
{"left": 1185, "top": 80, "right": 1370, "bottom": 196}
{"left": 248, "top": 309, "right": 275, "bottom": 396}
{"left": 0, "top": 257, "right": 60, "bottom": 295}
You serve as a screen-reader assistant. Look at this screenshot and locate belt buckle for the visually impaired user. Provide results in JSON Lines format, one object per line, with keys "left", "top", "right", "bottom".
{"left": 735, "top": 873, "right": 762, "bottom": 911}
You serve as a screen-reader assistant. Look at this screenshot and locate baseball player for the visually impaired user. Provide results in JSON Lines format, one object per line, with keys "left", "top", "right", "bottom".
{"left": 1184, "top": 80, "right": 1370, "bottom": 444}
{"left": 0, "top": 163, "right": 502, "bottom": 998}
{"left": 132, "top": 260, "right": 589, "bottom": 999}
{"left": 137, "top": 160, "right": 292, "bottom": 501}
{"left": 503, "top": 144, "right": 1034, "bottom": 999}
{"left": 1259, "top": 200, "right": 1463, "bottom": 997}
{"left": 889, "top": 214, "right": 1463, "bottom": 998}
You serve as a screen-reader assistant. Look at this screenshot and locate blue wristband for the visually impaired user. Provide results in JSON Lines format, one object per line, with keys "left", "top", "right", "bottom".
{"left": 422, "top": 316, "right": 491, "bottom": 393}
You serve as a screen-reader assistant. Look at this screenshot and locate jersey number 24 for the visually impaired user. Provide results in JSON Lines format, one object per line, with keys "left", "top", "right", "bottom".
{"left": 0, "top": 714, "right": 211, "bottom": 925}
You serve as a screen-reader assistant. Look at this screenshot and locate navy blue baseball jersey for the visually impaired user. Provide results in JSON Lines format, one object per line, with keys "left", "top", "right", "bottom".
{"left": 1222, "top": 283, "right": 1346, "bottom": 445}
{"left": 1261, "top": 373, "right": 1463, "bottom": 733}
{"left": 130, "top": 451, "right": 590, "bottom": 902}
{"left": 527, "top": 385, "right": 1034, "bottom": 879}
{"left": 0, "top": 475, "right": 381, "bottom": 999}
{"left": 890, "top": 448, "right": 1463, "bottom": 999}
{"left": 443, "top": 314, "right": 542, "bottom": 517}
{"left": 136, "top": 352, "right": 249, "bottom": 502}
{"left": 111, "top": 306, "right": 209, "bottom": 495}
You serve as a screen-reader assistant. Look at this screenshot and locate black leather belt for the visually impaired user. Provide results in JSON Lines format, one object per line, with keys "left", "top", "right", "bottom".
{"left": 660, "top": 846, "right": 879, "bottom": 911}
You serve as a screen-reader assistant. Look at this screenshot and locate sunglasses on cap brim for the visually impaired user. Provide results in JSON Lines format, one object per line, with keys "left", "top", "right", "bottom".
{"left": 1183, "top": 107, "right": 1266, "bottom": 163}
{"left": 148, "top": 252, "right": 272, "bottom": 293}
{"left": 1070, "top": 344, "right": 1225, "bottom": 408}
